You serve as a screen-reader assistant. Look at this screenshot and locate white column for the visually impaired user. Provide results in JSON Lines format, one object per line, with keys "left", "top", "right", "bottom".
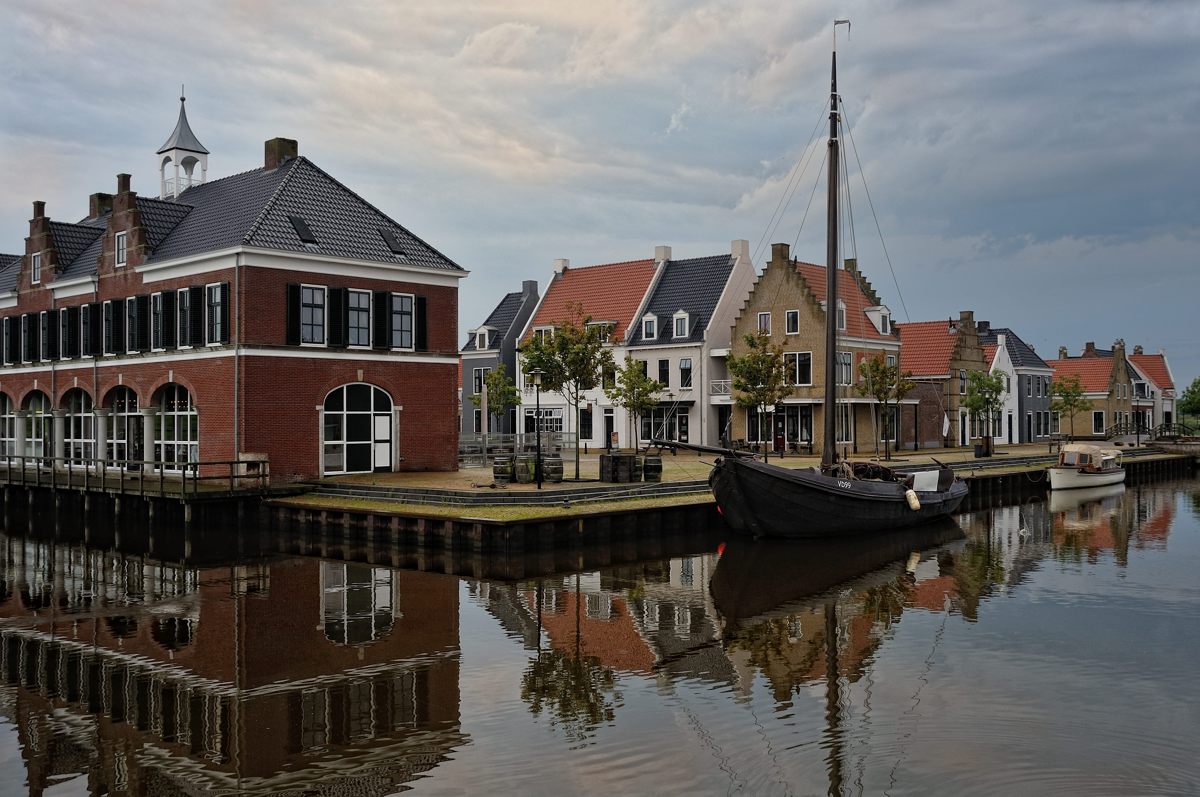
{"left": 141, "top": 408, "right": 158, "bottom": 471}
{"left": 94, "top": 409, "right": 109, "bottom": 472}
{"left": 13, "top": 411, "right": 27, "bottom": 461}
{"left": 51, "top": 410, "right": 66, "bottom": 466}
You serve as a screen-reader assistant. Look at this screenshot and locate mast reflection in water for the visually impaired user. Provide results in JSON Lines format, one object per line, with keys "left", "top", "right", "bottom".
{"left": 1, "top": 477, "right": 1198, "bottom": 796}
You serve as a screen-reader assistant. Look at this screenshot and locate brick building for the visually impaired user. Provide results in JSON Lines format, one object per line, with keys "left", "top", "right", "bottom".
{"left": 896, "top": 311, "right": 987, "bottom": 448}
{"left": 1046, "top": 340, "right": 1135, "bottom": 439}
{"left": 0, "top": 99, "right": 465, "bottom": 480}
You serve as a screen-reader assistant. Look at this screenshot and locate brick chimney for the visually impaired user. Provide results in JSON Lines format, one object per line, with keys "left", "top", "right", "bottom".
{"left": 117, "top": 173, "right": 131, "bottom": 194}
{"left": 553, "top": 258, "right": 569, "bottom": 274}
{"left": 959, "top": 310, "right": 974, "bottom": 330}
{"left": 1058, "top": 345, "right": 1069, "bottom": 359}
{"left": 976, "top": 320, "right": 990, "bottom": 335}
{"left": 89, "top": 192, "right": 114, "bottom": 219}
{"left": 521, "top": 279, "right": 538, "bottom": 296}
{"left": 265, "top": 137, "right": 299, "bottom": 170}
{"left": 1083, "top": 341, "right": 1096, "bottom": 357}
{"left": 1133, "top": 344, "right": 1144, "bottom": 355}
{"left": 770, "top": 242, "right": 790, "bottom": 265}
{"left": 32, "top": 200, "right": 45, "bottom": 219}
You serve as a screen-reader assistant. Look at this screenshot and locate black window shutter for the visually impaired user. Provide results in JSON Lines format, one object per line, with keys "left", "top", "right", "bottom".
{"left": 81, "top": 305, "right": 91, "bottom": 356}
{"left": 135, "top": 295, "right": 150, "bottom": 351}
{"left": 415, "top": 296, "right": 427, "bottom": 351}
{"left": 285, "top": 283, "right": 301, "bottom": 345}
{"left": 87, "top": 302, "right": 101, "bottom": 355}
{"left": 126, "top": 300, "right": 138, "bottom": 351}
{"left": 1, "top": 317, "right": 9, "bottom": 365}
{"left": 189, "top": 286, "right": 204, "bottom": 345}
{"left": 27, "top": 315, "right": 38, "bottom": 361}
{"left": 112, "top": 303, "right": 126, "bottom": 353}
{"left": 161, "top": 291, "right": 177, "bottom": 348}
{"left": 219, "top": 283, "right": 230, "bottom": 343}
{"left": 67, "top": 306, "right": 80, "bottom": 358}
{"left": 328, "top": 287, "right": 347, "bottom": 347}
{"left": 372, "top": 291, "right": 390, "bottom": 349}
{"left": 44, "top": 313, "right": 58, "bottom": 360}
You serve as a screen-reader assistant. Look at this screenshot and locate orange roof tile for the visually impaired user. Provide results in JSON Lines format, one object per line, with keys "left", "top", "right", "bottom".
{"left": 1129, "top": 353, "right": 1174, "bottom": 390}
{"left": 794, "top": 262, "right": 893, "bottom": 342}
{"left": 982, "top": 343, "right": 998, "bottom": 367}
{"left": 1047, "top": 357, "right": 1114, "bottom": 393}
{"left": 897, "top": 320, "right": 959, "bottom": 377}
{"left": 527, "top": 259, "right": 657, "bottom": 342}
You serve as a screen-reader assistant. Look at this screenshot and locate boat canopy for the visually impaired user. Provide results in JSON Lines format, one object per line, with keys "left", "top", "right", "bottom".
{"left": 1059, "top": 443, "right": 1122, "bottom": 468}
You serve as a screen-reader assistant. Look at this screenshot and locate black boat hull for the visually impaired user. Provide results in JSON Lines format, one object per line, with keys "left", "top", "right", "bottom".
{"left": 710, "top": 456, "right": 968, "bottom": 538}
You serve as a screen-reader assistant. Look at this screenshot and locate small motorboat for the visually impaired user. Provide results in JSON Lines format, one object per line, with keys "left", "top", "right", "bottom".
{"left": 1048, "top": 443, "right": 1125, "bottom": 490}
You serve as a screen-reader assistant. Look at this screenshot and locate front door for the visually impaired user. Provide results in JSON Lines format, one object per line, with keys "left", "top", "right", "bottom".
{"left": 1007, "top": 413, "right": 1013, "bottom": 443}
{"left": 678, "top": 413, "right": 689, "bottom": 443}
{"left": 604, "top": 410, "right": 615, "bottom": 450}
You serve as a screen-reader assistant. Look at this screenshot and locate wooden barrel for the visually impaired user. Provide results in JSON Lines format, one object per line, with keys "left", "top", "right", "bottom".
{"left": 643, "top": 455, "right": 662, "bottom": 482}
{"left": 543, "top": 454, "right": 564, "bottom": 483}
{"left": 492, "top": 455, "right": 513, "bottom": 483}
{"left": 631, "top": 455, "right": 644, "bottom": 482}
{"left": 613, "top": 454, "right": 633, "bottom": 483}
{"left": 513, "top": 454, "right": 535, "bottom": 483}
{"left": 599, "top": 454, "right": 614, "bottom": 482}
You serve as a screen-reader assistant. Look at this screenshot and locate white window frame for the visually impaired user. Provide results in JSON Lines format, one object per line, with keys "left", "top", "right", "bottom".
{"left": 886, "top": 354, "right": 896, "bottom": 368}
{"left": 837, "top": 351, "right": 853, "bottom": 386}
{"left": 642, "top": 315, "right": 657, "bottom": 340}
{"left": 959, "top": 369, "right": 967, "bottom": 395}
{"left": 880, "top": 313, "right": 890, "bottom": 334}
{"left": 672, "top": 312, "right": 688, "bottom": 339}
{"left": 346, "top": 288, "right": 372, "bottom": 349}
{"left": 115, "top": 231, "right": 127, "bottom": 267}
{"left": 836, "top": 301, "right": 846, "bottom": 332}
{"left": 679, "top": 357, "right": 693, "bottom": 389}
{"left": 785, "top": 309, "right": 799, "bottom": 335}
{"left": 299, "top": 283, "right": 326, "bottom": 346}
{"left": 785, "top": 351, "right": 813, "bottom": 386}
{"left": 532, "top": 326, "right": 553, "bottom": 345}
{"left": 472, "top": 367, "right": 490, "bottom": 396}
{"left": 391, "top": 292, "right": 415, "bottom": 350}
{"left": 205, "top": 282, "right": 225, "bottom": 346}
{"left": 176, "top": 288, "right": 192, "bottom": 349}
{"left": 1092, "top": 410, "right": 1105, "bottom": 435}
{"left": 475, "top": 330, "right": 487, "bottom": 349}
{"left": 757, "top": 312, "right": 771, "bottom": 336}
{"left": 31, "top": 252, "right": 42, "bottom": 284}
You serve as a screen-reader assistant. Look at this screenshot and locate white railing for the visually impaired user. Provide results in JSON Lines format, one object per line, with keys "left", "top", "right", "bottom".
{"left": 162, "top": 176, "right": 203, "bottom": 196}
{"left": 710, "top": 380, "right": 732, "bottom": 395}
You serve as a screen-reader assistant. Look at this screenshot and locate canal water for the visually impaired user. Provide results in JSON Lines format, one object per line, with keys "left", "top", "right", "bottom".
{"left": 0, "top": 477, "right": 1198, "bottom": 796}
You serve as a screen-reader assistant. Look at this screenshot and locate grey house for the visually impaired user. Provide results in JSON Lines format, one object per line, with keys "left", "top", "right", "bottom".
{"left": 460, "top": 280, "right": 539, "bottom": 435}
{"left": 977, "top": 322, "right": 1054, "bottom": 444}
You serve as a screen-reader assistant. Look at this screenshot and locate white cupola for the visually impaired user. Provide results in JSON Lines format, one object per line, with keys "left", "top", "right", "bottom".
{"left": 157, "top": 90, "right": 209, "bottom": 199}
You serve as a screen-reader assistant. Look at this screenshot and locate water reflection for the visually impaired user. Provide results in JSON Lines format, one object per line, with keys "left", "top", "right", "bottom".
{"left": 0, "top": 477, "right": 1194, "bottom": 796}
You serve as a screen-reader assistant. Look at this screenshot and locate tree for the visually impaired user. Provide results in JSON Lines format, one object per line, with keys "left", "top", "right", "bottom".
{"left": 519, "top": 302, "right": 615, "bottom": 479}
{"left": 962, "top": 370, "right": 1006, "bottom": 455}
{"left": 726, "top": 332, "right": 791, "bottom": 462}
{"left": 604, "top": 356, "right": 664, "bottom": 448}
{"left": 1180, "top": 376, "right": 1200, "bottom": 424}
{"left": 468, "top": 363, "right": 521, "bottom": 433}
{"left": 1050, "top": 374, "right": 1089, "bottom": 441}
{"left": 855, "top": 355, "right": 915, "bottom": 460}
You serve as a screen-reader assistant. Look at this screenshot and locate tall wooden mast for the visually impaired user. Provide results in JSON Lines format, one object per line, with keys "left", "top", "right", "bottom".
{"left": 822, "top": 24, "right": 846, "bottom": 468}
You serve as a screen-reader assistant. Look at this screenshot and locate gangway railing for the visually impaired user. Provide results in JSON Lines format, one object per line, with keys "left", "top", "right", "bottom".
{"left": 0, "top": 455, "right": 270, "bottom": 498}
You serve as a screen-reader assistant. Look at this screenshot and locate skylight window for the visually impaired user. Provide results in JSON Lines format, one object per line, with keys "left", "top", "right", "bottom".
{"left": 289, "top": 215, "right": 319, "bottom": 244}
{"left": 379, "top": 227, "right": 408, "bottom": 259}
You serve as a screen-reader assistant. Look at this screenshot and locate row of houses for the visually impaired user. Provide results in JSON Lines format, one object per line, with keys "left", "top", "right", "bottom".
{"left": 462, "top": 242, "right": 1177, "bottom": 454}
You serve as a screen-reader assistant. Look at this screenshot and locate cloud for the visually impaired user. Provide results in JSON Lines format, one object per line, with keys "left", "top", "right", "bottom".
{"left": 665, "top": 101, "right": 691, "bottom": 134}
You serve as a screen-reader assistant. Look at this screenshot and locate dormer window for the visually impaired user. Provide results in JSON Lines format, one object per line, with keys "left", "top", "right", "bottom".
{"left": 836, "top": 301, "right": 847, "bottom": 332}
{"left": 642, "top": 315, "right": 657, "bottom": 341}
{"left": 476, "top": 330, "right": 488, "bottom": 349}
{"left": 115, "top": 231, "right": 127, "bottom": 267}
{"left": 673, "top": 311, "right": 689, "bottom": 339}
{"left": 533, "top": 327, "right": 553, "bottom": 344}
{"left": 31, "top": 252, "right": 41, "bottom": 284}
{"left": 880, "top": 312, "right": 889, "bottom": 334}
{"left": 586, "top": 322, "right": 613, "bottom": 343}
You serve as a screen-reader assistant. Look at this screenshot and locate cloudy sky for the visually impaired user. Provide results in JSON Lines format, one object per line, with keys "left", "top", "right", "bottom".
{"left": 1, "top": 1, "right": 1197, "bottom": 389}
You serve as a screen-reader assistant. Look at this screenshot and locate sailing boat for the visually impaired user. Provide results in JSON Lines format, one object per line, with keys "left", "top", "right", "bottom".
{"left": 676, "top": 23, "right": 968, "bottom": 538}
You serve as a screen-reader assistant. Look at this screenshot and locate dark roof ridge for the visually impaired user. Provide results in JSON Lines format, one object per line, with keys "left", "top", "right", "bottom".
{"left": 282, "top": 156, "right": 464, "bottom": 271}
{"left": 138, "top": 194, "right": 196, "bottom": 210}
{"left": 48, "top": 219, "right": 106, "bottom": 232}
{"left": 570, "top": 257, "right": 654, "bottom": 271}
{"left": 242, "top": 157, "right": 307, "bottom": 245}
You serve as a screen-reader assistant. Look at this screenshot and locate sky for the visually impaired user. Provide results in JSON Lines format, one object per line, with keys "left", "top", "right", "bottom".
{"left": 1, "top": 1, "right": 1197, "bottom": 391}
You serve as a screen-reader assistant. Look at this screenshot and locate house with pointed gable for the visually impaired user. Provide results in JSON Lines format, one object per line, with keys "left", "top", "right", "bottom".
{"left": 516, "top": 241, "right": 755, "bottom": 449}
{"left": 1045, "top": 340, "right": 1134, "bottom": 439}
{"left": 724, "top": 243, "right": 901, "bottom": 454}
{"left": 896, "top": 311, "right": 987, "bottom": 448}
{"left": 1127, "top": 346, "right": 1177, "bottom": 430}
{"left": 976, "top": 321, "right": 1054, "bottom": 444}
{"left": 460, "top": 280, "right": 540, "bottom": 436}
{"left": 0, "top": 98, "right": 465, "bottom": 479}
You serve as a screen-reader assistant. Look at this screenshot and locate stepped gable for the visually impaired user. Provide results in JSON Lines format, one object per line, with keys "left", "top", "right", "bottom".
{"left": 896, "top": 320, "right": 959, "bottom": 377}
{"left": 794, "top": 260, "right": 893, "bottom": 341}
{"left": 629, "top": 254, "right": 735, "bottom": 346}
{"left": 1128, "top": 352, "right": 1173, "bottom": 390}
{"left": 1046, "top": 357, "right": 1112, "bottom": 393}
{"left": 527, "top": 258, "right": 657, "bottom": 342}
{"left": 462, "top": 290, "right": 524, "bottom": 352}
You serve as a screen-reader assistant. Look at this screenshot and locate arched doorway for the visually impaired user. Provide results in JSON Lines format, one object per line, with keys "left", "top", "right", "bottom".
{"left": 322, "top": 383, "right": 393, "bottom": 475}
{"left": 154, "top": 382, "right": 199, "bottom": 470}
{"left": 62, "top": 388, "right": 95, "bottom": 465}
{"left": 107, "top": 386, "right": 141, "bottom": 468}
{"left": 23, "top": 391, "right": 51, "bottom": 462}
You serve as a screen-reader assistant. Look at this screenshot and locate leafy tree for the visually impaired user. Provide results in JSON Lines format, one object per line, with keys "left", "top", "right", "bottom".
{"left": 519, "top": 302, "right": 615, "bottom": 478}
{"left": 727, "top": 332, "right": 791, "bottom": 462}
{"left": 468, "top": 363, "right": 521, "bottom": 433}
{"left": 962, "top": 370, "right": 1007, "bottom": 454}
{"left": 1180, "top": 376, "right": 1200, "bottom": 423}
{"left": 604, "top": 356, "right": 664, "bottom": 448}
{"left": 856, "top": 354, "right": 915, "bottom": 460}
{"left": 1050, "top": 374, "right": 1089, "bottom": 441}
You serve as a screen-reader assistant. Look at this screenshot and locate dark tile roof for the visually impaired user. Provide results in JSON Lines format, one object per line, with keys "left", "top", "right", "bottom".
{"left": 628, "top": 255, "right": 735, "bottom": 346}
{"left": 49, "top": 222, "right": 104, "bottom": 271}
{"left": 48, "top": 156, "right": 465, "bottom": 280}
{"left": 0, "top": 254, "right": 20, "bottom": 293}
{"left": 977, "top": 326, "right": 1051, "bottom": 370}
{"left": 462, "top": 290, "right": 525, "bottom": 352}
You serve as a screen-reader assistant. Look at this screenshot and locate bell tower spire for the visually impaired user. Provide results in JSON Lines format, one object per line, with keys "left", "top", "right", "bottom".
{"left": 157, "top": 88, "right": 209, "bottom": 199}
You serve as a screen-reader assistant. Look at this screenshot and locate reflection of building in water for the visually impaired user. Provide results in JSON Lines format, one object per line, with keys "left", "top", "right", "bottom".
{"left": 0, "top": 536, "right": 463, "bottom": 796}
{"left": 1046, "top": 486, "right": 1173, "bottom": 565}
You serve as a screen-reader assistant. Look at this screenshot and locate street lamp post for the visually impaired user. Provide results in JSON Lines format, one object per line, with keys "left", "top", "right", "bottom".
{"left": 529, "top": 368, "right": 544, "bottom": 489}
